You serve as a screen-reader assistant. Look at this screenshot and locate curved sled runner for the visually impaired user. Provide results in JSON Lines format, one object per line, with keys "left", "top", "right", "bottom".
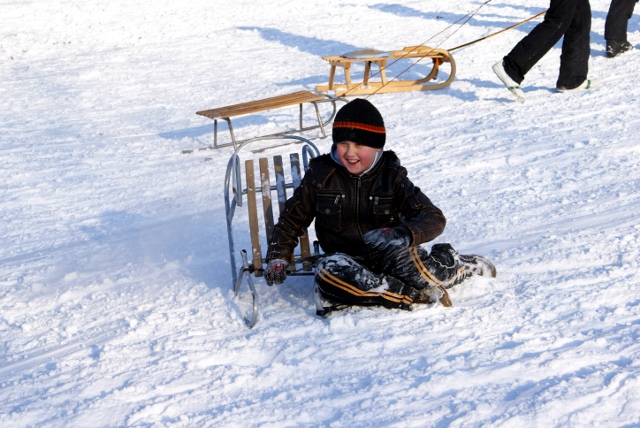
{"left": 316, "top": 46, "right": 456, "bottom": 96}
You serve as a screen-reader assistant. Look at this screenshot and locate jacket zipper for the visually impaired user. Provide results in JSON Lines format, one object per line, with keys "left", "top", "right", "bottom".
{"left": 355, "top": 177, "right": 363, "bottom": 236}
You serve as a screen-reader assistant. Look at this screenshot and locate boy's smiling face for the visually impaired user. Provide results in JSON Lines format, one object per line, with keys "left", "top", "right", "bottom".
{"left": 335, "top": 141, "right": 381, "bottom": 175}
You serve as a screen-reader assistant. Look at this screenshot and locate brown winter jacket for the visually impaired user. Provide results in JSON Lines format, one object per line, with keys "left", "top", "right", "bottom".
{"left": 265, "top": 150, "right": 446, "bottom": 262}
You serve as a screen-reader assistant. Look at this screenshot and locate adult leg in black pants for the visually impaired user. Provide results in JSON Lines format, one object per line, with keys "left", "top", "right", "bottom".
{"left": 605, "top": 0, "right": 637, "bottom": 57}
{"left": 556, "top": 0, "right": 592, "bottom": 89}
{"left": 492, "top": 0, "right": 595, "bottom": 99}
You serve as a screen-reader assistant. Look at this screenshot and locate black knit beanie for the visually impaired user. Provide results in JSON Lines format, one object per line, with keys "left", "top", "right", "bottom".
{"left": 332, "top": 98, "right": 386, "bottom": 149}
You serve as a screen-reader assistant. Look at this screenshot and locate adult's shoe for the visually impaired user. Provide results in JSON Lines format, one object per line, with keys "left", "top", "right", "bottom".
{"left": 606, "top": 40, "right": 633, "bottom": 58}
{"left": 492, "top": 60, "right": 525, "bottom": 102}
{"left": 557, "top": 79, "right": 599, "bottom": 92}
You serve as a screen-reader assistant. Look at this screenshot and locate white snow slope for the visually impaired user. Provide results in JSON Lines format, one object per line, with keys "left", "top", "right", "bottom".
{"left": 2, "top": 0, "right": 640, "bottom": 427}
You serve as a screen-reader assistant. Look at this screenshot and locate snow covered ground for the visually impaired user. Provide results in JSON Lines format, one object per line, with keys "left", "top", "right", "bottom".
{"left": 2, "top": 0, "right": 640, "bottom": 426}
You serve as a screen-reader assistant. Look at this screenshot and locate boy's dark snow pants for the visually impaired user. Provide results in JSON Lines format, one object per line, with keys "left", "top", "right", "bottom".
{"left": 314, "top": 244, "right": 467, "bottom": 309}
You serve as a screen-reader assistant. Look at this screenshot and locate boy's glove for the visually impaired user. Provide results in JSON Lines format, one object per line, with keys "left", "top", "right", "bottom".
{"left": 264, "top": 259, "right": 288, "bottom": 285}
{"left": 362, "top": 226, "right": 411, "bottom": 253}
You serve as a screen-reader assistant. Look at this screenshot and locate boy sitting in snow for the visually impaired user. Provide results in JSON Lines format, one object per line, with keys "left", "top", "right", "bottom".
{"left": 264, "top": 98, "right": 495, "bottom": 309}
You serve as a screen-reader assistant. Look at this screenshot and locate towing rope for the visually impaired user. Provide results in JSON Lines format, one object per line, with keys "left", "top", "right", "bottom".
{"left": 448, "top": 10, "right": 547, "bottom": 52}
{"left": 339, "top": 5, "right": 547, "bottom": 99}
{"left": 357, "top": 0, "right": 493, "bottom": 98}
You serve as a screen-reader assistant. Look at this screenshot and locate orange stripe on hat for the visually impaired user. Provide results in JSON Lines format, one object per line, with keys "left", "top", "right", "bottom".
{"left": 333, "top": 121, "right": 386, "bottom": 134}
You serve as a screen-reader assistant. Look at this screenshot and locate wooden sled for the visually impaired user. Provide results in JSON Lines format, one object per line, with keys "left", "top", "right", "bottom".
{"left": 316, "top": 46, "right": 456, "bottom": 96}
{"left": 195, "top": 91, "right": 347, "bottom": 151}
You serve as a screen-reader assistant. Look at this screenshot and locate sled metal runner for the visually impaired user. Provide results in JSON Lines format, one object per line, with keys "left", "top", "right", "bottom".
{"left": 316, "top": 46, "right": 456, "bottom": 96}
{"left": 225, "top": 135, "right": 326, "bottom": 328}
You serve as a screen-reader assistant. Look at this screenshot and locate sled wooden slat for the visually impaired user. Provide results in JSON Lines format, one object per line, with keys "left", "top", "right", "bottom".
{"left": 195, "top": 91, "right": 347, "bottom": 150}
{"left": 259, "top": 158, "right": 275, "bottom": 244}
{"left": 245, "top": 160, "right": 263, "bottom": 276}
{"left": 273, "top": 155, "right": 287, "bottom": 214}
{"left": 290, "top": 153, "right": 312, "bottom": 268}
{"left": 201, "top": 91, "right": 322, "bottom": 118}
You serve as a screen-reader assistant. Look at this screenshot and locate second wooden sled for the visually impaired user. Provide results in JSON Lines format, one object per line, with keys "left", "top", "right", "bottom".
{"left": 316, "top": 46, "right": 456, "bottom": 96}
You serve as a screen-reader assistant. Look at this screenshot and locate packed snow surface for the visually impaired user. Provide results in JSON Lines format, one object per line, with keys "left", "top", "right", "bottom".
{"left": 1, "top": 0, "right": 639, "bottom": 426}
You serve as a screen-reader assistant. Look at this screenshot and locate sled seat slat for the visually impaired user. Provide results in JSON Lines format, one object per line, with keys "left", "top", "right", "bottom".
{"left": 244, "top": 159, "right": 263, "bottom": 273}
{"left": 199, "top": 91, "right": 324, "bottom": 119}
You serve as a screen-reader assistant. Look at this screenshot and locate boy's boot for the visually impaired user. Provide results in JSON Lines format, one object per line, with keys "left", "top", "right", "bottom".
{"left": 458, "top": 254, "right": 497, "bottom": 278}
{"left": 411, "top": 284, "right": 447, "bottom": 305}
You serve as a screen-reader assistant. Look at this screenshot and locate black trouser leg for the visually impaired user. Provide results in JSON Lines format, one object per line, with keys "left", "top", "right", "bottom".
{"left": 315, "top": 254, "right": 414, "bottom": 310}
{"left": 503, "top": 0, "right": 580, "bottom": 83}
{"left": 557, "top": 0, "right": 591, "bottom": 89}
{"left": 605, "top": 0, "right": 637, "bottom": 42}
{"left": 387, "top": 245, "right": 467, "bottom": 290}
{"left": 315, "top": 245, "right": 470, "bottom": 309}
